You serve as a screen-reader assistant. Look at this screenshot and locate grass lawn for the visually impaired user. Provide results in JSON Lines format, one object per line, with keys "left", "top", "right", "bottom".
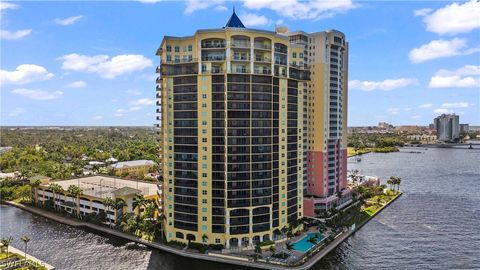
{"left": 0, "top": 252, "right": 48, "bottom": 270}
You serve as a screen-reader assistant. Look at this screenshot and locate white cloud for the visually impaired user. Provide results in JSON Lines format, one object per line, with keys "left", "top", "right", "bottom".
{"left": 433, "top": 108, "right": 452, "bottom": 114}
{"left": 0, "top": 29, "right": 32, "bottom": 40}
{"left": 214, "top": 5, "right": 228, "bottom": 12}
{"left": 66, "top": 81, "right": 86, "bottom": 88}
{"left": 1, "top": 64, "right": 54, "bottom": 85}
{"left": 429, "top": 65, "right": 480, "bottom": 88}
{"left": 0, "top": 2, "right": 17, "bottom": 11}
{"left": 441, "top": 102, "right": 469, "bottom": 108}
{"left": 242, "top": 0, "right": 357, "bottom": 20}
{"left": 413, "top": 8, "right": 432, "bottom": 17}
{"left": 59, "top": 53, "right": 152, "bottom": 79}
{"left": 114, "top": 106, "right": 141, "bottom": 117}
{"left": 129, "top": 98, "right": 155, "bottom": 106}
{"left": 349, "top": 78, "right": 417, "bottom": 91}
{"left": 419, "top": 103, "right": 433, "bottom": 108}
{"left": 240, "top": 13, "right": 270, "bottom": 27}
{"left": 12, "top": 88, "right": 63, "bottom": 100}
{"left": 8, "top": 107, "right": 25, "bottom": 117}
{"left": 93, "top": 115, "right": 103, "bottom": 120}
{"left": 184, "top": 0, "right": 225, "bottom": 14}
{"left": 433, "top": 102, "right": 470, "bottom": 114}
{"left": 419, "top": 0, "right": 480, "bottom": 35}
{"left": 404, "top": 107, "right": 412, "bottom": 111}
{"left": 409, "top": 38, "right": 467, "bottom": 63}
{"left": 54, "top": 15, "right": 83, "bottom": 26}
{"left": 387, "top": 108, "right": 400, "bottom": 115}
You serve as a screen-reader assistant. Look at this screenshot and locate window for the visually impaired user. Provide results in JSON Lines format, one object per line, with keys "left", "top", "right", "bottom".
{"left": 202, "top": 225, "right": 207, "bottom": 231}
{"left": 202, "top": 190, "right": 208, "bottom": 195}
{"left": 174, "top": 55, "right": 180, "bottom": 63}
{"left": 183, "top": 46, "right": 187, "bottom": 52}
{"left": 299, "top": 53, "right": 304, "bottom": 58}
{"left": 188, "top": 45, "right": 193, "bottom": 51}
{"left": 188, "top": 55, "right": 192, "bottom": 62}
{"left": 175, "top": 46, "right": 180, "bottom": 52}
{"left": 166, "top": 55, "right": 172, "bottom": 62}
{"left": 202, "top": 217, "right": 207, "bottom": 221}
{"left": 202, "top": 173, "right": 207, "bottom": 177}
{"left": 202, "top": 138, "right": 207, "bottom": 143}
{"left": 202, "top": 207, "right": 207, "bottom": 212}
{"left": 202, "top": 199, "right": 207, "bottom": 204}
{"left": 202, "top": 94, "right": 207, "bottom": 99}
{"left": 166, "top": 45, "right": 171, "bottom": 52}
{"left": 215, "top": 238, "right": 221, "bottom": 244}
{"left": 202, "top": 156, "right": 207, "bottom": 160}
{"left": 202, "top": 129, "right": 207, "bottom": 134}
{"left": 292, "top": 52, "right": 297, "bottom": 58}
{"left": 202, "top": 181, "right": 207, "bottom": 186}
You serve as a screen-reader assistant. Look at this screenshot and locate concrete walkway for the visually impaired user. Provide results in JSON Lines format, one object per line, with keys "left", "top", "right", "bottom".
{"left": 3, "top": 245, "right": 55, "bottom": 270}
{"left": 3, "top": 194, "right": 401, "bottom": 270}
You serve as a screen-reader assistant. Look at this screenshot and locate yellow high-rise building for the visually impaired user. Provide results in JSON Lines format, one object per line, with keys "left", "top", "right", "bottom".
{"left": 155, "top": 10, "right": 308, "bottom": 249}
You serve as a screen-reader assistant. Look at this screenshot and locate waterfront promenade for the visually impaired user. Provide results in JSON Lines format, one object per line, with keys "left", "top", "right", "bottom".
{"left": 4, "top": 194, "right": 401, "bottom": 270}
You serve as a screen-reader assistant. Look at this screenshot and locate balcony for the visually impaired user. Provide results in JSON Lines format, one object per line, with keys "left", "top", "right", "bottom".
{"left": 254, "top": 43, "right": 271, "bottom": 50}
{"left": 233, "top": 68, "right": 249, "bottom": 74}
{"left": 232, "top": 55, "right": 250, "bottom": 61}
{"left": 156, "top": 77, "right": 161, "bottom": 84}
{"left": 254, "top": 56, "right": 271, "bottom": 63}
{"left": 156, "top": 66, "right": 161, "bottom": 73}
{"left": 156, "top": 92, "right": 162, "bottom": 99}
{"left": 202, "top": 55, "right": 225, "bottom": 61}
{"left": 274, "top": 60, "right": 287, "bottom": 66}
{"left": 156, "top": 85, "right": 161, "bottom": 91}
{"left": 201, "top": 41, "right": 226, "bottom": 48}
{"left": 231, "top": 42, "right": 250, "bottom": 49}
{"left": 156, "top": 108, "right": 161, "bottom": 113}
{"left": 254, "top": 69, "right": 271, "bottom": 75}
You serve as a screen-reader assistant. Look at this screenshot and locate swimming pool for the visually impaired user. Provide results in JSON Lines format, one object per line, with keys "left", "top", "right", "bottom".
{"left": 292, "top": 232, "right": 324, "bottom": 252}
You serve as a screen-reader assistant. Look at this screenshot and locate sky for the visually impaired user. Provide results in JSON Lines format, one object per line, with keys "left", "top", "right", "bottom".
{"left": 1, "top": 0, "right": 479, "bottom": 126}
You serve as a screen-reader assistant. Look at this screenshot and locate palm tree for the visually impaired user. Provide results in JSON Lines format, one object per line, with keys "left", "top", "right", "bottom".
{"left": 67, "top": 185, "right": 82, "bottom": 217}
{"left": 387, "top": 176, "right": 396, "bottom": 191}
{"left": 202, "top": 234, "right": 208, "bottom": 244}
{"left": 395, "top": 177, "right": 402, "bottom": 191}
{"left": 30, "top": 180, "right": 41, "bottom": 206}
{"left": 269, "top": 245, "right": 276, "bottom": 253}
{"left": 254, "top": 243, "right": 262, "bottom": 260}
{"left": 20, "top": 236, "right": 30, "bottom": 263}
{"left": 49, "top": 183, "right": 63, "bottom": 211}
{"left": 103, "top": 197, "right": 115, "bottom": 226}
{"left": 307, "top": 235, "right": 318, "bottom": 246}
{"left": 115, "top": 198, "right": 126, "bottom": 223}
{"left": 273, "top": 228, "right": 281, "bottom": 240}
{"left": 1, "top": 237, "right": 13, "bottom": 259}
{"left": 285, "top": 241, "right": 294, "bottom": 252}
{"left": 132, "top": 193, "right": 146, "bottom": 216}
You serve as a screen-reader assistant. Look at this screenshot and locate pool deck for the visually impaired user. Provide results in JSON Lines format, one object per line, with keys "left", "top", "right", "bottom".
{"left": 3, "top": 193, "right": 402, "bottom": 270}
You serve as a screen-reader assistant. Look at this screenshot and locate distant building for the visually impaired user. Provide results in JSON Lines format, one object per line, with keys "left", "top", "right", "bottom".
{"left": 111, "top": 160, "right": 156, "bottom": 176}
{"left": 434, "top": 114, "right": 460, "bottom": 142}
{"left": 460, "top": 124, "right": 469, "bottom": 134}
{"left": 36, "top": 175, "right": 160, "bottom": 224}
{"left": 378, "top": 122, "right": 393, "bottom": 129}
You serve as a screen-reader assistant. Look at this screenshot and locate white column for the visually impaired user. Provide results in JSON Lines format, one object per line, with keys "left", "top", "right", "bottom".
{"left": 226, "top": 240, "right": 230, "bottom": 249}
{"left": 249, "top": 209, "right": 253, "bottom": 233}
{"left": 238, "top": 239, "right": 242, "bottom": 248}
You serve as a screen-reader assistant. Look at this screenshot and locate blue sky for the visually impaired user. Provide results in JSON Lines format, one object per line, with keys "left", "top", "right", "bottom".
{"left": 1, "top": 0, "right": 479, "bottom": 126}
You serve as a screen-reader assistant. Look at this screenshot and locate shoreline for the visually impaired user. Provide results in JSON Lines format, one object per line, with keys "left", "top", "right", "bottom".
{"left": 2, "top": 194, "right": 402, "bottom": 270}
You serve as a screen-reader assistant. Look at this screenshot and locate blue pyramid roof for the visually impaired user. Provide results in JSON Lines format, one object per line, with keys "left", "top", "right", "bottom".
{"left": 225, "top": 8, "right": 245, "bottom": 28}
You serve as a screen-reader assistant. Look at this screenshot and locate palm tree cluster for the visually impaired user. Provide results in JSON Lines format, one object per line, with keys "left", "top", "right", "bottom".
{"left": 386, "top": 176, "right": 402, "bottom": 191}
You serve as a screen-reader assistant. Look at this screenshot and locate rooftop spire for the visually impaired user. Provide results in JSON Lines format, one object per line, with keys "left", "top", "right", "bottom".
{"left": 225, "top": 6, "right": 245, "bottom": 28}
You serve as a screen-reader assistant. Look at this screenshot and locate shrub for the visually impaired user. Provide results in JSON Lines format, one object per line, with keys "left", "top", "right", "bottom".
{"left": 208, "top": 244, "right": 224, "bottom": 251}
{"left": 259, "top": 240, "right": 275, "bottom": 247}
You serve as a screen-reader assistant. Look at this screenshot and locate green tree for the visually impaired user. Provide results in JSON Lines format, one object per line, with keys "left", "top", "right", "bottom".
{"left": 132, "top": 193, "right": 146, "bottom": 216}
{"left": 67, "top": 185, "right": 82, "bottom": 218}
{"left": 49, "top": 183, "right": 63, "bottom": 211}
{"left": 30, "top": 179, "right": 41, "bottom": 206}
{"left": 285, "top": 241, "right": 294, "bottom": 252}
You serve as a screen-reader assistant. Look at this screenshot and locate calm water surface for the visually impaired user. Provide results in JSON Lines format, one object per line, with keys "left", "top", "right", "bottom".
{"left": 1, "top": 148, "right": 479, "bottom": 270}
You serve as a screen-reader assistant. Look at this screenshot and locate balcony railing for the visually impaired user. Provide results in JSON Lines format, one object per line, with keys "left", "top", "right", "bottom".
{"left": 156, "top": 66, "right": 161, "bottom": 73}
{"left": 274, "top": 47, "right": 288, "bottom": 54}
{"left": 254, "top": 44, "right": 271, "bottom": 50}
{"left": 201, "top": 42, "right": 226, "bottom": 48}
{"left": 202, "top": 56, "right": 225, "bottom": 61}
{"left": 156, "top": 77, "right": 161, "bottom": 83}
{"left": 234, "top": 68, "right": 249, "bottom": 74}
{"left": 254, "top": 69, "right": 272, "bottom": 75}
{"left": 274, "top": 60, "right": 288, "bottom": 65}
{"left": 255, "top": 57, "right": 271, "bottom": 62}
{"left": 231, "top": 42, "right": 250, "bottom": 49}
{"left": 202, "top": 68, "right": 224, "bottom": 74}
{"left": 156, "top": 92, "right": 162, "bottom": 99}
{"left": 232, "top": 55, "right": 250, "bottom": 61}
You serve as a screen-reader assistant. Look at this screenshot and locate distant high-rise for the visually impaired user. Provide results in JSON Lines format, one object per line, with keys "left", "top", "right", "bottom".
{"left": 156, "top": 10, "right": 307, "bottom": 248}
{"left": 434, "top": 114, "right": 460, "bottom": 142}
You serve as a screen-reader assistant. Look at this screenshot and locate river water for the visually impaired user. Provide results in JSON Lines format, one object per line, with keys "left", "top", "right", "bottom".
{"left": 1, "top": 147, "right": 479, "bottom": 270}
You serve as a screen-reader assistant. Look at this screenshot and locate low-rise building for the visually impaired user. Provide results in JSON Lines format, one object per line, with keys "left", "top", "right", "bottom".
{"left": 35, "top": 175, "right": 161, "bottom": 224}
{"left": 111, "top": 160, "right": 156, "bottom": 177}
